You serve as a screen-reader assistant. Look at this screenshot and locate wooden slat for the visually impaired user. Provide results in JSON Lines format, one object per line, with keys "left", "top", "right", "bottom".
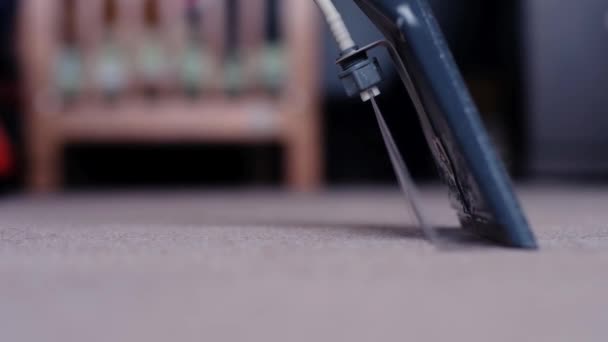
{"left": 20, "top": 0, "right": 64, "bottom": 191}
{"left": 201, "top": 0, "right": 226, "bottom": 92}
{"left": 159, "top": 0, "right": 184, "bottom": 91}
{"left": 19, "top": 0, "right": 60, "bottom": 105}
{"left": 281, "top": 0, "right": 320, "bottom": 110}
{"left": 56, "top": 98, "right": 283, "bottom": 142}
{"left": 75, "top": 0, "right": 104, "bottom": 52}
{"left": 117, "top": 0, "right": 143, "bottom": 94}
{"left": 239, "top": 0, "right": 267, "bottom": 91}
{"left": 76, "top": 0, "right": 104, "bottom": 99}
{"left": 280, "top": 0, "right": 322, "bottom": 190}
{"left": 159, "top": 0, "right": 184, "bottom": 50}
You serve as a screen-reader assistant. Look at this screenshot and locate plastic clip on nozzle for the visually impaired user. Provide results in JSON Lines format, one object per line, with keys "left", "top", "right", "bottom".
{"left": 313, "top": 0, "right": 383, "bottom": 102}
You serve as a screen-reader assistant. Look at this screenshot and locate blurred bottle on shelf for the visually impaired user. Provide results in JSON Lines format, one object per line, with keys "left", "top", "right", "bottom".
{"left": 139, "top": 0, "right": 168, "bottom": 99}
{"left": 224, "top": 53, "right": 243, "bottom": 97}
{"left": 258, "top": 43, "right": 284, "bottom": 95}
{"left": 55, "top": 0, "right": 82, "bottom": 103}
{"left": 96, "top": 0, "right": 128, "bottom": 103}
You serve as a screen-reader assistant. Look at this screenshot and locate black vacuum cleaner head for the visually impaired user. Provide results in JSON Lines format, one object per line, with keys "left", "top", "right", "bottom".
{"left": 352, "top": 0, "right": 537, "bottom": 249}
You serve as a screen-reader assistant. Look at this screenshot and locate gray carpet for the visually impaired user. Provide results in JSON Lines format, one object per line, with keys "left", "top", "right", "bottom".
{"left": 1, "top": 186, "right": 607, "bottom": 342}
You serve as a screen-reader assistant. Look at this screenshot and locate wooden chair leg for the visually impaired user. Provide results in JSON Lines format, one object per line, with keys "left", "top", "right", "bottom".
{"left": 285, "top": 113, "right": 322, "bottom": 191}
{"left": 28, "top": 125, "right": 62, "bottom": 193}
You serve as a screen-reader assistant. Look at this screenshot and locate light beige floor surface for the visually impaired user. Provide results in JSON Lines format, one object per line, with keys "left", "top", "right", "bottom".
{"left": 1, "top": 186, "right": 607, "bottom": 342}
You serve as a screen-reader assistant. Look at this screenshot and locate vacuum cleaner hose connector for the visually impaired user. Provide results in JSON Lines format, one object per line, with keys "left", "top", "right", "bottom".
{"left": 313, "top": 0, "right": 356, "bottom": 52}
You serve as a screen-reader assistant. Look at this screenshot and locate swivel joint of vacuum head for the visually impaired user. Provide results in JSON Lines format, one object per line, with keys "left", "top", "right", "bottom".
{"left": 337, "top": 49, "right": 383, "bottom": 102}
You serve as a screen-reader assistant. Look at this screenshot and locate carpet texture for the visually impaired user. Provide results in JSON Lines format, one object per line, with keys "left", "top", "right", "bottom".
{"left": 1, "top": 186, "right": 607, "bottom": 342}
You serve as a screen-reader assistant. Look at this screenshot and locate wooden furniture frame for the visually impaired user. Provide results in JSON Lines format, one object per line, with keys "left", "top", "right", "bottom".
{"left": 19, "top": 0, "right": 322, "bottom": 192}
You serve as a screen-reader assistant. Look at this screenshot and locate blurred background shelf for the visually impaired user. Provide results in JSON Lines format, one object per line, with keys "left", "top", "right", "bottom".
{"left": 49, "top": 98, "right": 285, "bottom": 143}
{"left": 4, "top": 0, "right": 606, "bottom": 192}
{"left": 20, "top": 0, "right": 322, "bottom": 192}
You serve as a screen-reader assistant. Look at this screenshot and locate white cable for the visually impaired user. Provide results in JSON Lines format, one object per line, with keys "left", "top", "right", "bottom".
{"left": 313, "top": 0, "right": 356, "bottom": 52}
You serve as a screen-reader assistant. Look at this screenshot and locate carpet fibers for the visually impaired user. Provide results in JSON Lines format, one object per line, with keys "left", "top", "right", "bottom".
{"left": 1, "top": 186, "right": 607, "bottom": 342}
